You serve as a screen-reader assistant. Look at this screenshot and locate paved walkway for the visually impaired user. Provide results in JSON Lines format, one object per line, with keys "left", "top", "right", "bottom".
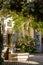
{"left": 3, "top": 53, "right": 43, "bottom": 65}
{"left": 29, "top": 53, "right": 43, "bottom": 65}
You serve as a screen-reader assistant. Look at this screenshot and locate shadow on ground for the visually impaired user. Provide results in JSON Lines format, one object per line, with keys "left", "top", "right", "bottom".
{"left": 3, "top": 62, "right": 29, "bottom": 65}
{"left": 3, "top": 61, "right": 43, "bottom": 65}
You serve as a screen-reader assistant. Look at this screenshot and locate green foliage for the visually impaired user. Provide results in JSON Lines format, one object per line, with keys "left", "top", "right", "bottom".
{"left": 25, "top": 37, "right": 36, "bottom": 53}
{"left": 29, "top": 16, "right": 43, "bottom": 34}
{"left": 10, "top": 11, "right": 26, "bottom": 32}
{"left": 1, "top": 0, "right": 26, "bottom": 12}
{"left": 1, "top": 0, "right": 43, "bottom": 15}
{"left": 16, "top": 35, "right": 36, "bottom": 53}
{"left": 0, "top": 0, "right": 43, "bottom": 34}
{"left": 20, "top": 44, "right": 26, "bottom": 52}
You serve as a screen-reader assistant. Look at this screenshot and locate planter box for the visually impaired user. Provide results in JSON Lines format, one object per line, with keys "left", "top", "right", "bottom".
{"left": 9, "top": 53, "right": 29, "bottom": 61}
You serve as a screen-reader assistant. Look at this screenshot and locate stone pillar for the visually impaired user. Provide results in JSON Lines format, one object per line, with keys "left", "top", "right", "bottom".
{"left": 30, "top": 27, "right": 34, "bottom": 38}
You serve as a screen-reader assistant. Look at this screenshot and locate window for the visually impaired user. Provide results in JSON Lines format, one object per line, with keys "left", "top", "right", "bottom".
{"left": 36, "top": 35, "right": 40, "bottom": 41}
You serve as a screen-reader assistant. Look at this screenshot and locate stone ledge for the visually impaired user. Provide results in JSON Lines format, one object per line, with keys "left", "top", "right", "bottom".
{"left": 9, "top": 53, "right": 29, "bottom": 61}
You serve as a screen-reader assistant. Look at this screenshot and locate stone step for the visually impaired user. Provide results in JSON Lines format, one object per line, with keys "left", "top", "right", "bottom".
{"left": 10, "top": 53, "right": 29, "bottom": 61}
